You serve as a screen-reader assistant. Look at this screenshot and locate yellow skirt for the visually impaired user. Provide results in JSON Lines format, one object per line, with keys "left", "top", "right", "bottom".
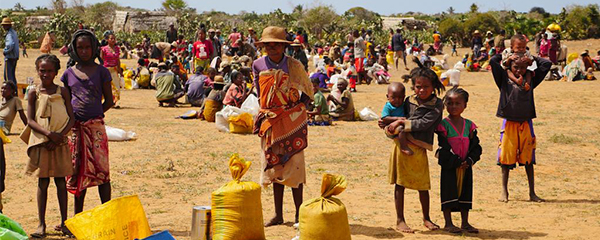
{"left": 388, "top": 140, "right": 430, "bottom": 190}
{"left": 108, "top": 67, "right": 121, "bottom": 104}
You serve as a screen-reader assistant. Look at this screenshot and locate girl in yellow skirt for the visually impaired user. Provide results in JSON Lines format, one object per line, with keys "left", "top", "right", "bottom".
{"left": 23, "top": 54, "right": 75, "bottom": 238}
{"left": 386, "top": 57, "right": 445, "bottom": 233}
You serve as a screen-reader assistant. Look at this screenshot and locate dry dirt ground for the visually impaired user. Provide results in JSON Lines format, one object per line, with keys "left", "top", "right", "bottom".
{"left": 3, "top": 39, "right": 600, "bottom": 240}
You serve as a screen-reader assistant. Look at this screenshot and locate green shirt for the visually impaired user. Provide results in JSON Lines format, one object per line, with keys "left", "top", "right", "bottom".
{"left": 313, "top": 91, "right": 329, "bottom": 115}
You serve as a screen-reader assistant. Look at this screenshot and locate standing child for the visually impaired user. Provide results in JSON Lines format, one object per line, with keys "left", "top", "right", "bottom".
{"left": 386, "top": 58, "right": 445, "bottom": 233}
{"left": 450, "top": 37, "right": 457, "bottom": 57}
{"left": 0, "top": 81, "right": 27, "bottom": 134}
{"left": 23, "top": 54, "right": 75, "bottom": 237}
{"left": 378, "top": 82, "right": 410, "bottom": 155}
{"left": 21, "top": 42, "right": 28, "bottom": 58}
{"left": 490, "top": 43, "right": 552, "bottom": 203}
{"left": 62, "top": 30, "right": 114, "bottom": 215}
{"left": 435, "top": 87, "right": 482, "bottom": 234}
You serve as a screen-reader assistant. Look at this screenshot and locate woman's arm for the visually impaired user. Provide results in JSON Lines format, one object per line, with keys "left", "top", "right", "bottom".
{"left": 59, "top": 87, "right": 75, "bottom": 136}
{"left": 101, "top": 80, "right": 114, "bottom": 112}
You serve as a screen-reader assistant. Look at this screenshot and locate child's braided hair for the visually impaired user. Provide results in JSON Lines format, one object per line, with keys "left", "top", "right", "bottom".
{"left": 443, "top": 86, "right": 469, "bottom": 104}
{"left": 401, "top": 56, "right": 445, "bottom": 95}
{"left": 35, "top": 54, "right": 61, "bottom": 72}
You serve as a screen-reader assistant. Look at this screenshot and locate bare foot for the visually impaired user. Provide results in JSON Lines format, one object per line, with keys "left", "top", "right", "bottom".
{"left": 461, "top": 224, "right": 479, "bottom": 233}
{"left": 529, "top": 194, "right": 545, "bottom": 202}
{"left": 264, "top": 216, "right": 284, "bottom": 227}
{"left": 424, "top": 219, "right": 440, "bottom": 230}
{"left": 31, "top": 224, "right": 46, "bottom": 238}
{"left": 443, "top": 225, "right": 462, "bottom": 234}
{"left": 396, "top": 220, "right": 414, "bottom": 233}
{"left": 499, "top": 191, "right": 509, "bottom": 203}
{"left": 61, "top": 225, "right": 74, "bottom": 237}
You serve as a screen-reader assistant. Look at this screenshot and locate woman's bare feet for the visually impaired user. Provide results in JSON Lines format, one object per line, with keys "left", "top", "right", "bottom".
{"left": 529, "top": 193, "right": 545, "bottom": 202}
{"left": 423, "top": 219, "right": 440, "bottom": 230}
{"left": 499, "top": 191, "right": 509, "bottom": 203}
{"left": 396, "top": 220, "right": 414, "bottom": 233}
{"left": 264, "top": 216, "right": 284, "bottom": 227}
{"left": 443, "top": 224, "right": 462, "bottom": 234}
{"left": 461, "top": 224, "right": 479, "bottom": 233}
{"left": 61, "top": 224, "right": 74, "bottom": 237}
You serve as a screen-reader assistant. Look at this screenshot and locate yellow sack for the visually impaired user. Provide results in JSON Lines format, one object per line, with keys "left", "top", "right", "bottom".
{"left": 211, "top": 154, "right": 265, "bottom": 240}
{"left": 123, "top": 70, "right": 134, "bottom": 90}
{"left": 228, "top": 113, "right": 253, "bottom": 134}
{"left": 0, "top": 130, "right": 11, "bottom": 144}
{"left": 566, "top": 53, "right": 578, "bottom": 65}
{"left": 299, "top": 174, "right": 351, "bottom": 240}
{"left": 65, "top": 195, "right": 152, "bottom": 240}
{"left": 386, "top": 51, "right": 394, "bottom": 65}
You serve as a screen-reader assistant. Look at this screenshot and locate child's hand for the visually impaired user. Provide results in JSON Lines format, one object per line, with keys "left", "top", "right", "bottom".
{"left": 47, "top": 132, "right": 65, "bottom": 144}
{"left": 45, "top": 141, "right": 57, "bottom": 151}
{"left": 460, "top": 160, "right": 469, "bottom": 169}
{"left": 378, "top": 119, "right": 386, "bottom": 129}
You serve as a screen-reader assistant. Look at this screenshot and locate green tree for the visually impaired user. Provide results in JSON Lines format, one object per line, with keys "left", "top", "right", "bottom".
{"left": 84, "top": 2, "right": 120, "bottom": 33}
{"left": 463, "top": 13, "right": 500, "bottom": 44}
{"left": 470, "top": 3, "right": 479, "bottom": 13}
{"left": 447, "top": 7, "right": 455, "bottom": 15}
{"left": 438, "top": 17, "right": 464, "bottom": 46}
{"left": 51, "top": 0, "right": 67, "bottom": 14}
{"left": 299, "top": 5, "right": 338, "bottom": 41}
{"left": 162, "top": 0, "right": 188, "bottom": 15}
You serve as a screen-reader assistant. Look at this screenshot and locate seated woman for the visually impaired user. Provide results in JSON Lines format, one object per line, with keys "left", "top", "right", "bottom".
{"left": 198, "top": 75, "right": 226, "bottom": 122}
{"left": 310, "top": 66, "right": 329, "bottom": 91}
{"left": 223, "top": 71, "right": 251, "bottom": 108}
{"left": 367, "top": 57, "right": 390, "bottom": 84}
{"left": 327, "top": 78, "right": 356, "bottom": 121}
{"left": 154, "top": 62, "right": 184, "bottom": 107}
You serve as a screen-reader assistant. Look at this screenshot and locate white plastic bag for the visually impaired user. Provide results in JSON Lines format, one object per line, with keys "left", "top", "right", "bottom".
{"left": 215, "top": 106, "right": 244, "bottom": 132}
{"left": 131, "top": 79, "right": 139, "bottom": 89}
{"left": 445, "top": 69, "right": 461, "bottom": 86}
{"left": 454, "top": 61, "right": 465, "bottom": 71}
{"left": 359, "top": 107, "right": 379, "bottom": 121}
{"left": 240, "top": 94, "right": 260, "bottom": 116}
{"left": 105, "top": 125, "right": 136, "bottom": 141}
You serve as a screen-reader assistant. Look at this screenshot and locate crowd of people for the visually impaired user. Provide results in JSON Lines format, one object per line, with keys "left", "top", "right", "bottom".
{"left": 1, "top": 13, "right": 599, "bottom": 238}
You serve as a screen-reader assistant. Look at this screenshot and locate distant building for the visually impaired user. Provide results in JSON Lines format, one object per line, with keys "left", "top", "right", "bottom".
{"left": 113, "top": 11, "right": 177, "bottom": 33}
{"left": 382, "top": 17, "right": 429, "bottom": 30}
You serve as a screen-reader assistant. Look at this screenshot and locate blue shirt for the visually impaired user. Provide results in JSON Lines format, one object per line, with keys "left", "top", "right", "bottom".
{"left": 3, "top": 28, "right": 19, "bottom": 60}
{"left": 381, "top": 102, "right": 405, "bottom": 119}
{"left": 310, "top": 72, "right": 329, "bottom": 89}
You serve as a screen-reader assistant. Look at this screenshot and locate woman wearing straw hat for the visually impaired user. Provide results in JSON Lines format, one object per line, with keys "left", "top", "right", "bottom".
{"left": 2, "top": 17, "right": 19, "bottom": 87}
{"left": 252, "top": 26, "right": 314, "bottom": 227}
{"left": 471, "top": 30, "right": 483, "bottom": 59}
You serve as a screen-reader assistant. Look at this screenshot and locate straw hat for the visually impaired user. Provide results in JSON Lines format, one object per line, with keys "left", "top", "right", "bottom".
{"left": 214, "top": 75, "right": 225, "bottom": 85}
{"left": 486, "top": 31, "right": 493, "bottom": 35}
{"left": 290, "top": 39, "right": 302, "bottom": 47}
{"left": 473, "top": 30, "right": 480, "bottom": 34}
{"left": 208, "top": 29, "right": 215, "bottom": 33}
{"left": 1, "top": 17, "right": 13, "bottom": 25}
{"left": 257, "top": 26, "right": 291, "bottom": 45}
{"left": 216, "top": 29, "right": 221, "bottom": 33}
{"left": 248, "top": 27, "right": 254, "bottom": 31}
{"left": 481, "top": 47, "right": 487, "bottom": 51}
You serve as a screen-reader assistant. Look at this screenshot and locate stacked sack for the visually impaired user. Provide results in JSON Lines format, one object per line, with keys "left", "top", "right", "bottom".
{"left": 211, "top": 154, "right": 265, "bottom": 240}
{"left": 299, "top": 174, "right": 351, "bottom": 240}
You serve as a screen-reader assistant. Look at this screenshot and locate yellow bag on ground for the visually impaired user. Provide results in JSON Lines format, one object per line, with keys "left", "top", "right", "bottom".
{"left": 0, "top": 130, "right": 11, "bottom": 144}
{"left": 65, "top": 195, "right": 152, "bottom": 240}
{"left": 211, "top": 154, "right": 265, "bottom": 240}
{"left": 123, "top": 70, "right": 134, "bottom": 90}
{"left": 386, "top": 51, "right": 394, "bottom": 65}
{"left": 299, "top": 174, "right": 351, "bottom": 240}
{"left": 228, "top": 113, "right": 253, "bottom": 134}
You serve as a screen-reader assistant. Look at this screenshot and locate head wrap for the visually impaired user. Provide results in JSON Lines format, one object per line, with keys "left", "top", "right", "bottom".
{"left": 68, "top": 29, "right": 100, "bottom": 64}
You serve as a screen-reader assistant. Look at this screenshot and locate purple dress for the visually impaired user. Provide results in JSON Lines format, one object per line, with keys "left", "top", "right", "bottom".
{"left": 61, "top": 66, "right": 111, "bottom": 121}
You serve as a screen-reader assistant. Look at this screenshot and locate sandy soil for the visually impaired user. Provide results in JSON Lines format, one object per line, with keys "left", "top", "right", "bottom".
{"left": 3, "top": 39, "right": 600, "bottom": 240}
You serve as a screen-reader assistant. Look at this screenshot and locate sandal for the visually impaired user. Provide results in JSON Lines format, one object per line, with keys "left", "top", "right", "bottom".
{"left": 30, "top": 232, "right": 46, "bottom": 239}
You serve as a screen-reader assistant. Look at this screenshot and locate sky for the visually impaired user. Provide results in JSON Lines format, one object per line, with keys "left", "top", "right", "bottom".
{"left": 1, "top": 0, "right": 597, "bottom": 15}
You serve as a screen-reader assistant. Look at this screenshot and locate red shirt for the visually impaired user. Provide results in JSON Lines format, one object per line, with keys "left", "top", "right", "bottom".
{"left": 228, "top": 33, "right": 241, "bottom": 47}
{"left": 193, "top": 40, "right": 214, "bottom": 60}
{"left": 295, "top": 35, "right": 304, "bottom": 44}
